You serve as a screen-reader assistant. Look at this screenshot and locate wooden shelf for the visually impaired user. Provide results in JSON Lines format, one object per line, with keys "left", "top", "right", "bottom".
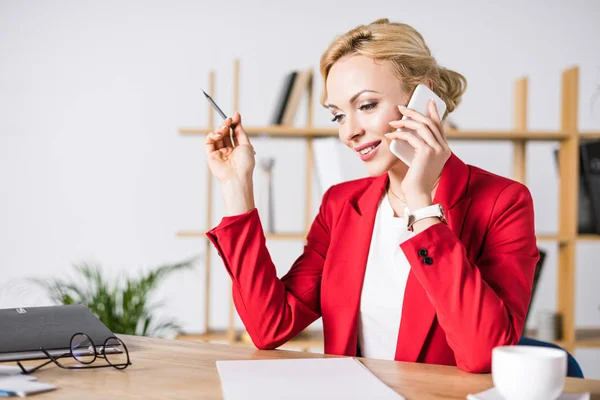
{"left": 177, "top": 231, "right": 305, "bottom": 241}
{"left": 177, "top": 63, "right": 590, "bottom": 358}
{"left": 535, "top": 234, "right": 570, "bottom": 245}
{"left": 180, "top": 126, "right": 336, "bottom": 137}
{"left": 576, "top": 234, "right": 600, "bottom": 242}
{"left": 535, "top": 234, "right": 600, "bottom": 244}
{"left": 181, "top": 230, "right": 582, "bottom": 244}
{"left": 578, "top": 131, "right": 600, "bottom": 139}
{"left": 446, "top": 130, "right": 569, "bottom": 141}
{"left": 176, "top": 328, "right": 600, "bottom": 350}
{"left": 182, "top": 230, "right": 592, "bottom": 245}
{"left": 177, "top": 231, "right": 205, "bottom": 239}
{"left": 179, "top": 127, "right": 571, "bottom": 141}
{"left": 575, "top": 328, "right": 600, "bottom": 348}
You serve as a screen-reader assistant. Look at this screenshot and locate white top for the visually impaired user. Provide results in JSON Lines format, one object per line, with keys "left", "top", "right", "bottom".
{"left": 358, "top": 194, "right": 414, "bottom": 360}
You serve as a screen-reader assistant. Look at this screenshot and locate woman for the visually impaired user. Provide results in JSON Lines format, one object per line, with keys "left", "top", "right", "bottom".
{"left": 204, "top": 19, "right": 539, "bottom": 373}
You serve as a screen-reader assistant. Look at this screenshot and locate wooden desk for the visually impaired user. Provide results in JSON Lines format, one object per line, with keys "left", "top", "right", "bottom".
{"left": 21, "top": 335, "right": 600, "bottom": 399}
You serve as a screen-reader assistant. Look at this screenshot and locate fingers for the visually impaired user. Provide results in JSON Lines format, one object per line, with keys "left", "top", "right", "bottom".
{"left": 231, "top": 112, "right": 251, "bottom": 146}
{"left": 393, "top": 101, "right": 448, "bottom": 150}
{"left": 204, "top": 113, "right": 256, "bottom": 159}
{"left": 204, "top": 131, "right": 223, "bottom": 155}
{"left": 223, "top": 127, "right": 234, "bottom": 149}
{"left": 389, "top": 119, "right": 442, "bottom": 152}
{"left": 204, "top": 124, "right": 229, "bottom": 155}
{"left": 384, "top": 129, "right": 424, "bottom": 151}
{"left": 428, "top": 100, "right": 445, "bottom": 141}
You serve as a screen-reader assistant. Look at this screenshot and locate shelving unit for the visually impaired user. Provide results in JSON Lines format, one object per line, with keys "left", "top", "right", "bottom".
{"left": 176, "top": 59, "right": 600, "bottom": 353}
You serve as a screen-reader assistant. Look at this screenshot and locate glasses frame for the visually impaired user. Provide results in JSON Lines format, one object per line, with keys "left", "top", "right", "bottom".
{"left": 17, "top": 332, "right": 131, "bottom": 374}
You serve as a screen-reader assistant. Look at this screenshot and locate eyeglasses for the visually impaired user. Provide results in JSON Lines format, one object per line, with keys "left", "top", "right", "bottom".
{"left": 17, "top": 332, "right": 131, "bottom": 374}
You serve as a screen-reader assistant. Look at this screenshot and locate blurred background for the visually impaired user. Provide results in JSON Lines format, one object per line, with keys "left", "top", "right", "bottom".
{"left": 1, "top": 0, "right": 599, "bottom": 377}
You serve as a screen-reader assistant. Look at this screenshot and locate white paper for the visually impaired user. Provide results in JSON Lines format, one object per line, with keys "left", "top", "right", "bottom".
{"left": 0, "top": 375, "right": 57, "bottom": 396}
{"left": 312, "top": 138, "right": 345, "bottom": 196}
{"left": 0, "top": 366, "right": 28, "bottom": 377}
{"left": 467, "top": 387, "right": 590, "bottom": 400}
{"left": 216, "top": 357, "right": 404, "bottom": 400}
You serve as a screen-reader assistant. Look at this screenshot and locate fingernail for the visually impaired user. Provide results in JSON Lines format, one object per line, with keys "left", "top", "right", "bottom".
{"left": 398, "top": 105, "right": 406, "bottom": 109}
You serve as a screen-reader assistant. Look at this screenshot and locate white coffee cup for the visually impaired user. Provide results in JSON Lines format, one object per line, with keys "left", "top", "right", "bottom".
{"left": 492, "top": 345, "right": 567, "bottom": 400}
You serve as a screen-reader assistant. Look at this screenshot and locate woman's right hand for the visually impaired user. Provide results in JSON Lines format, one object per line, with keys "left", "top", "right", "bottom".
{"left": 204, "top": 112, "right": 255, "bottom": 183}
{"left": 205, "top": 112, "right": 257, "bottom": 216}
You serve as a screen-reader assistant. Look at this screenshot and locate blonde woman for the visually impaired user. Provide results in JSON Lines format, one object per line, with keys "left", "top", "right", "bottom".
{"left": 204, "top": 19, "right": 539, "bottom": 373}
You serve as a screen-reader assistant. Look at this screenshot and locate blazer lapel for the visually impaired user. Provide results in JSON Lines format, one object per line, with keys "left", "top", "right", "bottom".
{"left": 395, "top": 153, "right": 472, "bottom": 363}
{"left": 325, "top": 174, "right": 388, "bottom": 356}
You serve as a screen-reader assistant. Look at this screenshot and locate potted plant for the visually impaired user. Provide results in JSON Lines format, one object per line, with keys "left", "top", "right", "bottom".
{"left": 33, "top": 257, "right": 196, "bottom": 337}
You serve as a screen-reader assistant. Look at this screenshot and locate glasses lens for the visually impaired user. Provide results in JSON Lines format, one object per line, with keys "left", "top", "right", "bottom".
{"left": 71, "top": 333, "right": 96, "bottom": 364}
{"left": 103, "top": 337, "right": 129, "bottom": 369}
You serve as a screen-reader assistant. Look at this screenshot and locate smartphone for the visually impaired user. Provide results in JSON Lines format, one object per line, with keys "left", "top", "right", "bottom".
{"left": 389, "top": 83, "right": 447, "bottom": 166}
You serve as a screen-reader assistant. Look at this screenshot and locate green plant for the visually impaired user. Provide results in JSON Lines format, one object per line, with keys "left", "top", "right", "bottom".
{"left": 32, "top": 257, "right": 197, "bottom": 337}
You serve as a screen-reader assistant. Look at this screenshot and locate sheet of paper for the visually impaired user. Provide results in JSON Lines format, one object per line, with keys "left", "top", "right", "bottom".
{"left": 216, "top": 357, "right": 404, "bottom": 400}
{"left": 0, "top": 375, "right": 57, "bottom": 397}
{"left": 467, "top": 387, "right": 590, "bottom": 400}
{"left": 0, "top": 366, "right": 26, "bottom": 377}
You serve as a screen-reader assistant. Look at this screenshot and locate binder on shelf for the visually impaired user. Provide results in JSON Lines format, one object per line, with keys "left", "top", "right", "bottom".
{"left": 280, "top": 68, "right": 313, "bottom": 126}
{"left": 525, "top": 248, "right": 547, "bottom": 327}
{"left": 554, "top": 148, "right": 597, "bottom": 234}
{"left": 270, "top": 71, "right": 297, "bottom": 125}
{"left": 580, "top": 140, "right": 600, "bottom": 234}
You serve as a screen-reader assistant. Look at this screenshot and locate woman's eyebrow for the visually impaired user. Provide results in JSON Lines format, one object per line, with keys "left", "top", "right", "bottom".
{"left": 325, "top": 89, "right": 381, "bottom": 109}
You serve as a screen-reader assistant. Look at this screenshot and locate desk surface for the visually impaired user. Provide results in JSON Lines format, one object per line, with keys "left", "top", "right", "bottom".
{"left": 20, "top": 335, "right": 600, "bottom": 399}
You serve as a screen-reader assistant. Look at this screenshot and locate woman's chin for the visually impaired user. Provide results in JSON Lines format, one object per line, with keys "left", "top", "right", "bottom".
{"left": 364, "top": 156, "right": 402, "bottom": 177}
{"left": 365, "top": 162, "right": 391, "bottom": 177}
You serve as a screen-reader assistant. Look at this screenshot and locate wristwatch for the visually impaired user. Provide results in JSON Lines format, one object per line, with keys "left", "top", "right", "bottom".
{"left": 406, "top": 204, "right": 447, "bottom": 232}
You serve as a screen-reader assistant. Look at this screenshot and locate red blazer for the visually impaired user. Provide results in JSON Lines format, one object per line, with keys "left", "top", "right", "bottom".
{"left": 207, "top": 153, "right": 539, "bottom": 373}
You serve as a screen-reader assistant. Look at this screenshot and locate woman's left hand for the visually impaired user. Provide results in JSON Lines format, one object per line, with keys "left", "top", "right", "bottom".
{"left": 384, "top": 99, "right": 451, "bottom": 211}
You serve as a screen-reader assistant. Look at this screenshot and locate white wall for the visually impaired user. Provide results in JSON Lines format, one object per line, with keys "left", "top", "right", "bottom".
{"left": 1, "top": 0, "right": 599, "bottom": 377}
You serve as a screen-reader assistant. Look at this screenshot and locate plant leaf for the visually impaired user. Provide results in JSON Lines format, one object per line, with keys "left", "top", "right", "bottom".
{"left": 31, "top": 257, "right": 197, "bottom": 338}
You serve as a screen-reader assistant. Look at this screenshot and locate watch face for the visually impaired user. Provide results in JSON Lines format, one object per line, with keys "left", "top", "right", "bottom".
{"left": 439, "top": 204, "right": 447, "bottom": 222}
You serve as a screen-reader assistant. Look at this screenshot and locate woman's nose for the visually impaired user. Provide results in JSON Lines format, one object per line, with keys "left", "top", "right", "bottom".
{"left": 340, "top": 116, "right": 364, "bottom": 143}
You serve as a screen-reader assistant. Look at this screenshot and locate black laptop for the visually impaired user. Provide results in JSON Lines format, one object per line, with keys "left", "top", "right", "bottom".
{"left": 0, "top": 304, "right": 115, "bottom": 362}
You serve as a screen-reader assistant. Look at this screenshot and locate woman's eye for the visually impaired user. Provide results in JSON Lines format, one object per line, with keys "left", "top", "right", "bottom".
{"left": 359, "top": 102, "right": 377, "bottom": 111}
{"left": 331, "top": 114, "right": 344, "bottom": 123}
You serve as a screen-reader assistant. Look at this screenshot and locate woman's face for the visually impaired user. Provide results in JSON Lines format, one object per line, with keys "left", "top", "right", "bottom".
{"left": 325, "top": 55, "right": 409, "bottom": 176}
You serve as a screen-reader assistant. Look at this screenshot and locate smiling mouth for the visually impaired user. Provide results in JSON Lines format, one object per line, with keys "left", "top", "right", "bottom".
{"left": 357, "top": 141, "right": 381, "bottom": 155}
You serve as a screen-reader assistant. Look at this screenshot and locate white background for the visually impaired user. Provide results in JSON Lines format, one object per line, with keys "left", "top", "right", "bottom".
{"left": 1, "top": 0, "right": 599, "bottom": 377}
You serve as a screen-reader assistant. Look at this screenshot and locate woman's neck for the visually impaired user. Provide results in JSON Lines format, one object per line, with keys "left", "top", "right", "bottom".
{"left": 386, "top": 162, "right": 409, "bottom": 218}
{"left": 385, "top": 162, "right": 441, "bottom": 218}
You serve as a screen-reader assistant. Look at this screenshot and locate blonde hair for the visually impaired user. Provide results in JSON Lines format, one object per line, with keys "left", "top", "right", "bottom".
{"left": 319, "top": 18, "right": 467, "bottom": 117}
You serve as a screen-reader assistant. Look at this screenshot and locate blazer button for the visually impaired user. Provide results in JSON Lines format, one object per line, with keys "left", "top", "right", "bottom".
{"left": 418, "top": 248, "right": 428, "bottom": 257}
{"left": 423, "top": 257, "right": 433, "bottom": 265}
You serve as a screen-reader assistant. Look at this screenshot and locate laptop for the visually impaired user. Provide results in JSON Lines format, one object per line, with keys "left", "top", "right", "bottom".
{"left": 0, "top": 304, "right": 115, "bottom": 362}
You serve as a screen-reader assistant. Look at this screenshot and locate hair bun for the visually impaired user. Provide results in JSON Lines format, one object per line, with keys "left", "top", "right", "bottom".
{"left": 370, "top": 18, "right": 390, "bottom": 25}
{"left": 437, "top": 67, "right": 467, "bottom": 114}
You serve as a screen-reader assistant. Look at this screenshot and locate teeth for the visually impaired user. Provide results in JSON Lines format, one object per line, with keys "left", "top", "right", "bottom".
{"left": 359, "top": 144, "right": 377, "bottom": 155}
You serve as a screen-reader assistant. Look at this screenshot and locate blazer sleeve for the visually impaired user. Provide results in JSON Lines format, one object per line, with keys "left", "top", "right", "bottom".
{"left": 206, "top": 187, "right": 333, "bottom": 350}
{"left": 400, "top": 182, "right": 539, "bottom": 373}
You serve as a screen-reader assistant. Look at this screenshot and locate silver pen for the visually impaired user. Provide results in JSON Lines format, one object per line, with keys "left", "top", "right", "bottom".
{"left": 202, "top": 89, "right": 236, "bottom": 147}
